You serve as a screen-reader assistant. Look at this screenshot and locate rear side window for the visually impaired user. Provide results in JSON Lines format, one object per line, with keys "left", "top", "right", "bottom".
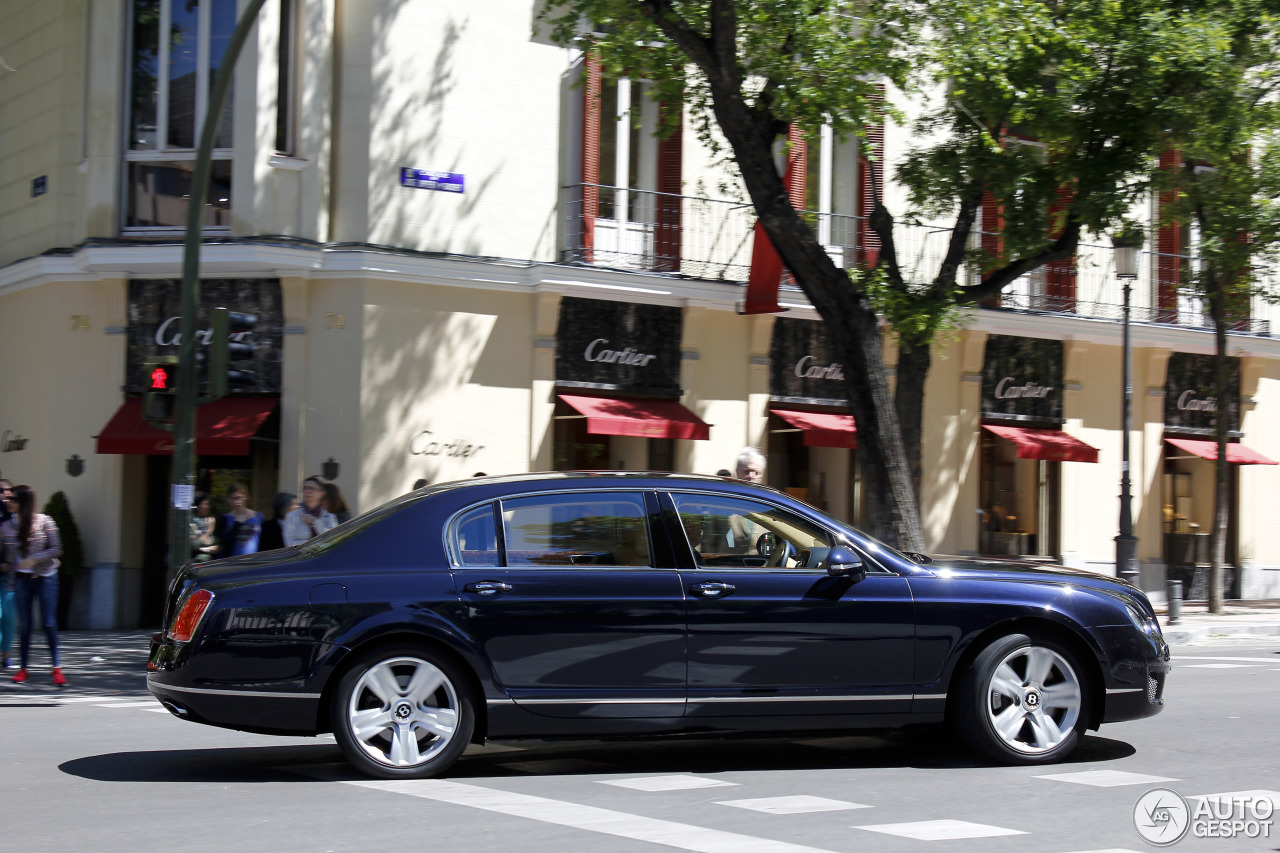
{"left": 501, "top": 492, "right": 652, "bottom": 567}
{"left": 453, "top": 503, "right": 499, "bottom": 566}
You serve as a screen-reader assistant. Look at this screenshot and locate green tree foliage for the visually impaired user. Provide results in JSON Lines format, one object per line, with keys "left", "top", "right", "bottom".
{"left": 43, "top": 491, "right": 85, "bottom": 579}
{"left": 542, "top": 0, "right": 1280, "bottom": 551}
{"left": 1156, "top": 5, "right": 1280, "bottom": 611}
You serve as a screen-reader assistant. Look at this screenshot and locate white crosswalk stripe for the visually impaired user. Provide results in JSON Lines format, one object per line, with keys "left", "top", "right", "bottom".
{"left": 600, "top": 774, "right": 737, "bottom": 792}
{"left": 853, "top": 819, "right": 1026, "bottom": 840}
{"left": 1034, "top": 770, "right": 1181, "bottom": 787}
{"left": 341, "top": 778, "right": 844, "bottom": 853}
{"left": 716, "top": 796, "right": 871, "bottom": 814}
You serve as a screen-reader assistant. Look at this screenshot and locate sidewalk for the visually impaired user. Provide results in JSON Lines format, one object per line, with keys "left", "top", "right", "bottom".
{"left": 1155, "top": 599, "right": 1280, "bottom": 645}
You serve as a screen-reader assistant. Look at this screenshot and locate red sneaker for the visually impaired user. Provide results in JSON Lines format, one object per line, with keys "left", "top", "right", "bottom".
{"left": 51, "top": 667, "right": 67, "bottom": 686}
{"left": 11, "top": 668, "right": 27, "bottom": 684}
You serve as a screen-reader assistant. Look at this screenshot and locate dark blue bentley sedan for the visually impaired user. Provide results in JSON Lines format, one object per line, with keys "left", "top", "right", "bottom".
{"left": 148, "top": 472, "right": 1169, "bottom": 779}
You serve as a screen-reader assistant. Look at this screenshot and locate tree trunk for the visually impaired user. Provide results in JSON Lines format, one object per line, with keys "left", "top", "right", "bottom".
{"left": 639, "top": 1, "right": 925, "bottom": 551}
{"left": 895, "top": 337, "right": 931, "bottom": 502}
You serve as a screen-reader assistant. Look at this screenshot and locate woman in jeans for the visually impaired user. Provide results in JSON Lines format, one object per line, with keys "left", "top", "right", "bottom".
{"left": 0, "top": 479, "right": 16, "bottom": 669}
{"left": 0, "top": 485, "right": 64, "bottom": 685}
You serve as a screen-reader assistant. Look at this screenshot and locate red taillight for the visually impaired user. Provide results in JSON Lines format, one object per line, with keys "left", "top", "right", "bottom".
{"left": 166, "top": 589, "right": 215, "bottom": 643}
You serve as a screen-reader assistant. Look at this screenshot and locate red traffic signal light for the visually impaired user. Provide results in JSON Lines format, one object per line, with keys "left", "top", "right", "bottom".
{"left": 143, "top": 356, "right": 179, "bottom": 429}
{"left": 150, "top": 364, "right": 175, "bottom": 391}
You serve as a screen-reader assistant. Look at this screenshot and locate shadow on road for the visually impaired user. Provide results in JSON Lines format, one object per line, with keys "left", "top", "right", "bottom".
{"left": 58, "top": 730, "right": 1135, "bottom": 783}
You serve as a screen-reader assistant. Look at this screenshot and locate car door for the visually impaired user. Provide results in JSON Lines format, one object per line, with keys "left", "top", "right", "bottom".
{"left": 663, "top": 490, "right": 915, "bottom": 717}
{"left": 452, "top": 489, "right": 686, "bottom": 718}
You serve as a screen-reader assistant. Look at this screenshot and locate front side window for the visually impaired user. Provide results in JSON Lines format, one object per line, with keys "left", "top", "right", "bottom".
{"left": 125, "top": 0, "right": 236, "bottom": 229}
{"left": 671, "top": 493, "right": 834, "bottom": 570}
{"left": 501, "top": 492, "right": 653, "bottom": 567}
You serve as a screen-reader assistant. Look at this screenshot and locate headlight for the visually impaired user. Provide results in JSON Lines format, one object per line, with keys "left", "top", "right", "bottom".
{"left": 1125, "top": 602, "right": 1160, "bottom": 635}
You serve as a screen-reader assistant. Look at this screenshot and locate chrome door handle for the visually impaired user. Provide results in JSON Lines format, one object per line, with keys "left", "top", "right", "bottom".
{"left": 690, "top": 581, "right": 735, "bottom": 598}
{"left": 463, "top": 581, "right": 513, "bottom": 595}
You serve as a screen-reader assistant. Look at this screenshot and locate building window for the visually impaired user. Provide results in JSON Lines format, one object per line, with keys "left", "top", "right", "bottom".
{"left": 578, "top": 55, "right": 682, "bottom": 272}
{"left": 275, "top": 0, "right": 298, "bottom": 155}
{"left": 125, "top": 0, "right": 236, "bottom": 229}
{"left": 797, "top": 125, "right": 860, "bottom": 267}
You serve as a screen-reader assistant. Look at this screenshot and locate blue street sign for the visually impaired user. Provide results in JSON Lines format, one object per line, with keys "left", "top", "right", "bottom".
{"left": 400, "top": 168, "right": 465, "bottom": 194}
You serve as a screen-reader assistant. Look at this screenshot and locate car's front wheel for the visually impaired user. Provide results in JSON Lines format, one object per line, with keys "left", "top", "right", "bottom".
{"left": 955, "top": 633, "right": 1088, "bottom": 764}
{"left": 331, "top": 645, "right": 474, "bottom": 779}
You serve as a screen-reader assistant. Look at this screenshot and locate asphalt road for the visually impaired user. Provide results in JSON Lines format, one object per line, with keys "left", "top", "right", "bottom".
{"left": 2, "top": 633, "right": 1278, "bottom": 853}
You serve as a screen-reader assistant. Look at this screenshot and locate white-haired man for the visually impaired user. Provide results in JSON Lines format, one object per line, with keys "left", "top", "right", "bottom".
{"left": 734, "top": 447, "right": 766, "bottom": 484}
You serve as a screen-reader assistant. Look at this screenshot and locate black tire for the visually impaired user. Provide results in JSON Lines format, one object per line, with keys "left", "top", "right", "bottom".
{"left": 954, "top": 632, "right": 1089, "bottom": 765}
{"left": 331, "top": 643, "right": 475, "bottom": 779}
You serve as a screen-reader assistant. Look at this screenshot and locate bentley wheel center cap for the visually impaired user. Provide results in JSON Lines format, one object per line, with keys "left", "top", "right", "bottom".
{"left": 394, "top": 702, "right": 414, "bottom": 721}
{"left": 1024, "top": 689, "right": 1042, "bottom": 710}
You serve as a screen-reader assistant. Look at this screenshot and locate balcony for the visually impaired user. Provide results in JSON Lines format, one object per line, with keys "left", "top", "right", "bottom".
{"left": 559, "top": 183, "right": 1272, "bottom": 336}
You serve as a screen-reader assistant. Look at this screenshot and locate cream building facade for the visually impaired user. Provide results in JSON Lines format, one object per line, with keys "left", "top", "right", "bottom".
{"left": 1, "top": 0, "right": 1278, "bottom": 628}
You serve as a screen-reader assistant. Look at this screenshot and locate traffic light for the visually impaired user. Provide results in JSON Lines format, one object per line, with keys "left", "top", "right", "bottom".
{"left": 208, "top": 307, "right": 258, "bottom": 400}
{"left": 143, "top": 356, "right": 179, "bottom": 429}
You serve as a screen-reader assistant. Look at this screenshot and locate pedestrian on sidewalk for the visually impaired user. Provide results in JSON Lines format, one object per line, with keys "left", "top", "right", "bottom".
{"left": 259, "top": 492, "right": 295, "bottom": 552}
{"left": 0, "top": 478, "right": 15, "bottom": 669}
{"left": 283, "top": 476, "right": 337, "bottom": 547}
{"left": 215, "top": 483, "right": 264, "bottom": 558}
{"left": 322, "top": 480, "right": 351, "bottom": 524}
{"left": 0, "top": 485, "right": 65, "bottom": 685}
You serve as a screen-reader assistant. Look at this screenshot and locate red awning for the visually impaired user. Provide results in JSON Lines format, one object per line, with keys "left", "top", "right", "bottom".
{"left": 771, "top": 408, "right": 857, "bottom": 449}
{"left": 1166, "top": 438, "right": 1278, "bottom": 465}
{"left": 983, "top": 425, "right": 1099, "bottom": 463}
{"left": 558, "top": 394, "right": 710, "bottom": 441}
{"left": 96, "top": 397, "right": 278, "bottom": 456}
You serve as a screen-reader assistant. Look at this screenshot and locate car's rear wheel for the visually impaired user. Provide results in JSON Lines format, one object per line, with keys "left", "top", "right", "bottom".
{"left": 331, "top": 645, "right": 474, "bottom": 779}
{"left": 955, "top": 633, "right": 1088, "bottom": 764}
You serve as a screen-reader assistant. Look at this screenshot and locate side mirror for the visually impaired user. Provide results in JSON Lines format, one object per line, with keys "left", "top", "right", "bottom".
{"left": 756, "top": 532, "right": 777, "bottom": 556}
{"left": 824, "top": 547, "right": 865, "bottom": 580}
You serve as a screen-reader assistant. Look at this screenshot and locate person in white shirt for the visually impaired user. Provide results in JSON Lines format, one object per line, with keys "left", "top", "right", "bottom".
{"left": 283, "top": 476, "right": 338, "bottom": 546}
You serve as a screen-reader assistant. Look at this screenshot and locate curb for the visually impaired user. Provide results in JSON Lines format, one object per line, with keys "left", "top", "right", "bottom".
{"left": 1162, "top": 622, "right": 1280, "bottom": 645}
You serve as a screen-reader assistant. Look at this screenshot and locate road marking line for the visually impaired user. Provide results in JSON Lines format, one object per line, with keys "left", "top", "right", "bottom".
{"left": 716, "top": 796, "right": 871, "bottom": 814}
{"left": 1034, "top": 770, "right": 1180, "bottom": 787}
{"left": 1174, "top": 656, "right": 1280, "bottom": 663}
{"left": 342, "top": 778, "right": 842, "bottom": 853}
{"left": 601, "top": 775, "right": 737, "bottom": 792}
{"left": 97, "top": 700, "right": 163, "bottom": 708}
{"left": 853, "top": 819, "right": 1026, "bottom": 841}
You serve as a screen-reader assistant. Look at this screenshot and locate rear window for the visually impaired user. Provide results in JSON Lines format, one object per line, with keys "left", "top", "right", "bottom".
{"left": 501, "top": 492, "right": 652, "bottom": 567}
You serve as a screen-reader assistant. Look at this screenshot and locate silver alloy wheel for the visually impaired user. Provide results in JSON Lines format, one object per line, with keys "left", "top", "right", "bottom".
{"left": 985, "top": 645, "right": 1082, "bottom": 755}
{"left": 346, "top": 656, "right": 460, "bottom": 768}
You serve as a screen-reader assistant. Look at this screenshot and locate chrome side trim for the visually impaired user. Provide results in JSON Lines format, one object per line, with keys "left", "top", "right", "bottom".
{"left": 690, "top": 694, "right": 913, "bottom": 703}
{"left": 148, "top": 680, "right": 321, "bottom": 700}
{"left": 1106, "top": 687, "right": 1145, "bottom": 695}
{"left": 501, "top": 697, "right": 686, "bottom": 706}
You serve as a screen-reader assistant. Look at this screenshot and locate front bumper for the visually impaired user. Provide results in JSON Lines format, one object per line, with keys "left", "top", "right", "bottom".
{"left": 1096, "top": 624, "right": 1171, "bottom": 723}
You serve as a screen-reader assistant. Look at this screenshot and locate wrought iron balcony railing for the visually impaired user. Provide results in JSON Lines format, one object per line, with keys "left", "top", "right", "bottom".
{"left": 559, "top": 183, "right": 1272, "bottom": 336}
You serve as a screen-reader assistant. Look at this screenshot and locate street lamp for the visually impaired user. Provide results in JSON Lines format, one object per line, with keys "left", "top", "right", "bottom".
{"left": 1112, "top": 233, "right": 1141, "bottom": 587}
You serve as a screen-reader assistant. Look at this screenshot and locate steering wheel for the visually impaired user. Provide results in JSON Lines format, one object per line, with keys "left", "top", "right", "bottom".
{"left": 765, "top": 537, "right": 796, "bottom": 568}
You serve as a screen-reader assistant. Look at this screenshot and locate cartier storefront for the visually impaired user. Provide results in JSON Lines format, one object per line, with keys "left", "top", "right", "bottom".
{"left": 978, "top": 335, "right": 1098, "bottom": 559}
{"left": 552, "top": 297, "right": 709, "bottom": 472}
{"left": 765, "top": 318, "right": 862, "bottom": 524}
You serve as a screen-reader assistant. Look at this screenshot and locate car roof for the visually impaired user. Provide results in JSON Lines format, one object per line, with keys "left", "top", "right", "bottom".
{"left": 421, "top": 471, "right": 748, "bottom": 494}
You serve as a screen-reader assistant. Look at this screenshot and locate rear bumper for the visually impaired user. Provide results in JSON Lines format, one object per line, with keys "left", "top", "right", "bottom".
{"left": 148, "top": 633, "right": 327, "bottom": 735}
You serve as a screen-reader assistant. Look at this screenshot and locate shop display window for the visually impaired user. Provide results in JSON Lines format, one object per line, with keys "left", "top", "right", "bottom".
{"left": 979, "top": 429, "right": 1059, "bottom": 558}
